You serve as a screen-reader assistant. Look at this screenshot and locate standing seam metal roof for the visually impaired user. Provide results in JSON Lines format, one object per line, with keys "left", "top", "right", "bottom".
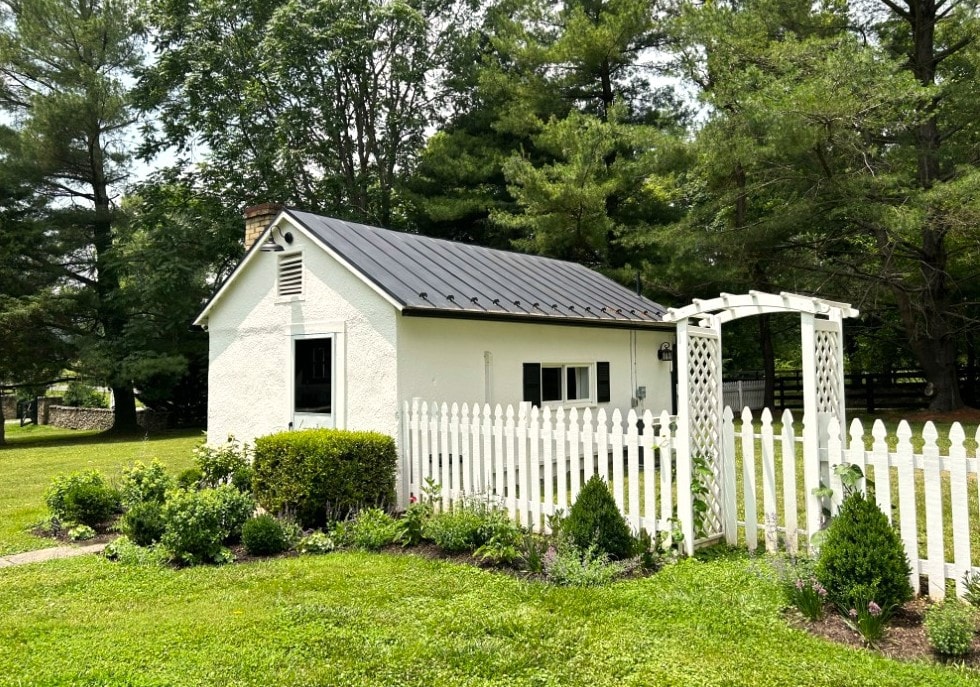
{"left": 287, "top": 209, "right": 668, "bottom": 327}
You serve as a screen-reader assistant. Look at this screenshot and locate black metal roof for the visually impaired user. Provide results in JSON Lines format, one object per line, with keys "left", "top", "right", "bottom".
{"left": 288, "top": 210, "right": 668, "bottom": 328}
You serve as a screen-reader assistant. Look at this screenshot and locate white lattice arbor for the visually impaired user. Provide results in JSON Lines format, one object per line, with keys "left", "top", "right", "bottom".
{"left": 662, "top": 291, "right": 859, "bottom": 554}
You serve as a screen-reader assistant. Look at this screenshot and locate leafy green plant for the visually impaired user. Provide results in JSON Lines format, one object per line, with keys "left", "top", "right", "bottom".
{"left": 119, "top": 460, "right": 173, "bottom": 508}
{"left": 67, "top": 524, "right": 96, "bottom": 542}
{"left": 563, "top": 475, "right": 633, "bottom": 560}
{"left": 423, "top": 505, "right": 488, "bottom": 553}
{"left": 815, "top": 492, "right": 912, "bottom": 611}
{"left": 690, "top": 453, "right": 713, "bottom": 539}
{"left": 160, "top": 485, "right": 254, "bottom": 565}
{"left": 395, "top": 500, "right": 432, "bottom": 547}
{"left": 772, "top": 557, "right": 827, "bottom": 621}
{"left": 45, "top": 471, "right": 121, "bottom": 527}
{"left": 633, "top": 529, "right": 662, "bottom": 571}
{"left": 121, "top": 500, "right": 166, "bottom": 546}
{"left": 176, "top": 467, "right": 204, "bottom": 490}
{"left": 342, "top": 508, "right": 399, "bottom": 551}
{"left": 519, "top": 532, "right": 549, "bottom": 573}
{"left": 474, "top": 511, "right": 523, "bottom": 565}
{"left": 194, "top": 438, "right": 253, "bottom": 492}
{"left": 963, "top": 571, "right": 980, "bottom": 609}
{"left": 62, "top": 381, "right": 108, "bottom": 409}
{"left": 103, "top": 536, "right": 168, "bottom": 566}
{"left": 252, "top": 429, "right": 397, "bottom": 528}
{"left": 297, "top": 531, "right": 336, "bottom": 554}
{"left": 242, "top": 514, "right": 291, "bottom": 556}
{"left": 842, "top": 598, "right": 893, "bottom": 647}
{"left": 543, "top": 543, "right": 626, "bottom": 587}
{"left": 925, "top": 601, "right": 976, "bottom": 657}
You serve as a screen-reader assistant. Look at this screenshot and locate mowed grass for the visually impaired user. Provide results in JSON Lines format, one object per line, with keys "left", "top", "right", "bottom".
{"left": 0, "top": 550, "right": 973, "bottom": 687}
{"left": 0, "top": 423, "right": 199, "bottom": 555}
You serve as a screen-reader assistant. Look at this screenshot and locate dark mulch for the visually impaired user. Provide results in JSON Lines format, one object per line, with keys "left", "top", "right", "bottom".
{"left": 789, "top": 598, "right": 980, "bottom": 669}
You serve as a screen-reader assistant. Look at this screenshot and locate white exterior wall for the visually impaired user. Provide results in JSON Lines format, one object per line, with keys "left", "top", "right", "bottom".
{"left": 204, "top": 218, "right": 399, "bottom": 444}
{"left": 397, "top": 317, "right": 674, "bottom": 415}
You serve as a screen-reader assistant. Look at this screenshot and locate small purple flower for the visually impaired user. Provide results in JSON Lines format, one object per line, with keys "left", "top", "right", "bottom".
{"left": 795, "top": 578, "right": 804, "bottom": 590}
{"left": 849, "top": 608, "right": 858, "bottom": 619}
{"left": 868, "top": 601, "right": 881, "bottom": 617}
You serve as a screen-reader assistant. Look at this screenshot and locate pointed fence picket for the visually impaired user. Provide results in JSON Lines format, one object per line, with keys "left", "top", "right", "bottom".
{"left": 728, "top": 408, "right": 980, "bottom": 601}
{"left": 400, "top": 401, "right": 679, "bottom": 543}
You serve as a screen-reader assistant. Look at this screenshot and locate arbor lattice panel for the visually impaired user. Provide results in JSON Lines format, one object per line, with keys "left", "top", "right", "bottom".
{"left": 687, "top": 331, "right": 724, "bottom": 538}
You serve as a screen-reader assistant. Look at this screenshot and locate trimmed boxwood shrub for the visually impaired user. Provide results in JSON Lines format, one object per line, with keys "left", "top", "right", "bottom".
{"left": 242, "top": 514, "right": 290, "bottom": 556}
{"left": 122, "top": 501, "right": 166, "bottom": 546}
{"left": 563, "top": 475, "right": 634, "bottom": 560}
{"left": 816, "top": 492, "right": 913, "bottom": 610}
{"left": 45, "top": 471, "right": 121, "bottom": 527}
{"left": 252, "top": 429, "right": 397, "bottom": 529}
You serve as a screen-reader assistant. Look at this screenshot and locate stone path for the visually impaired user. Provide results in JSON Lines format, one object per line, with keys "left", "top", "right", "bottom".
{"left": 0, "top": 543, "right": 106, "bottom": 568}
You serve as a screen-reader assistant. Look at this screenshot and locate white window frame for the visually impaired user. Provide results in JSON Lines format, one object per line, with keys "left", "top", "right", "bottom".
{"left": 540, "top": 362, "right": 595, "bottom": 407}
{"left": 287, "top": 322, "right": 346, "bottom": 430}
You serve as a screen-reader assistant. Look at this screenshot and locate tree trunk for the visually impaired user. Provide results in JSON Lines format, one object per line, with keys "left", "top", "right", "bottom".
{"left": 111, "top": 385, "right": 139, "bottom": 434}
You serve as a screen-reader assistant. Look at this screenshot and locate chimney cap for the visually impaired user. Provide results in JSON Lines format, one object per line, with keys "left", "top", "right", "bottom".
{"left": 244, "top": 202, "right": 284, "bottom": 219}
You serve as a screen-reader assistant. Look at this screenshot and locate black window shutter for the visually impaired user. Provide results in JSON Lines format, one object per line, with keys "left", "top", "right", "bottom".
{"left": 523, "top": 363, "right": 541, "bottom": 407}
{"left": 596, "top": 362, "right": 611, "bottom": 403}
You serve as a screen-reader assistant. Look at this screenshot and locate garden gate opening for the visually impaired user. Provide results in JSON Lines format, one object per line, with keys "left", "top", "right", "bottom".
{"left": 662, "top": 291, "right": 858, "bottom": 554}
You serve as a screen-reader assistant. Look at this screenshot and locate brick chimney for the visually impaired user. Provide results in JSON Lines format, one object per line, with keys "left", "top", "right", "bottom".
{"left": 244, "top": 203, "right": 284, "bottom": 250}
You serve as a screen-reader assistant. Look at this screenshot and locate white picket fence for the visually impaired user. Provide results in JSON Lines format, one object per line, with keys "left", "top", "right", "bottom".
{"left": 399, "top": 400, "right": 683, "bottom": 544}
{"left": 399, "top": 399, "right": 980, "bottom": 600}
{"left": 730, "top": 407, "right": 980, "bottom": 600}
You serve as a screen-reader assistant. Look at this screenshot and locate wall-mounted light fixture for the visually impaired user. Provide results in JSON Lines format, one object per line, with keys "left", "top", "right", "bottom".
{"left": 260, "top": 227, "right": 294, "bottom": 252}
{"left": 657, "top": 342, "right": 674, "bottom": 362}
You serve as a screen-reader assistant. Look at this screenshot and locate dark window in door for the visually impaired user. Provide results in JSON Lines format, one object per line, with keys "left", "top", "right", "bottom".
{"left": 295, "top": 338, "right": 332, "bottom": 413}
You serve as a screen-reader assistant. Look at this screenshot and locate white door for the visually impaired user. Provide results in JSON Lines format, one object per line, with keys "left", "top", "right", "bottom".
{"left": 292, "top": 335, "right": 335, "bottom": 430}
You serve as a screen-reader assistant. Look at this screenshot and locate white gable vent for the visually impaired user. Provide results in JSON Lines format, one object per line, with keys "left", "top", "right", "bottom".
{"left": 278, "top": 253, "right": 303, "bottom": 297}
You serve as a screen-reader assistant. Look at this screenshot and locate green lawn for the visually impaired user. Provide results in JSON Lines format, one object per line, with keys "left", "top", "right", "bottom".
{"left": 0, "top": 550, "right": 973, "bottom": 686}
{"left": 0, "top": 423, "right": 200, "bottom": 555}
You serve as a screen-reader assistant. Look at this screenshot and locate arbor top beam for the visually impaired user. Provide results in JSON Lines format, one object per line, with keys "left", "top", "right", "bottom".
{"left": 662, "top": 290, "right": 859, "bottom": 324}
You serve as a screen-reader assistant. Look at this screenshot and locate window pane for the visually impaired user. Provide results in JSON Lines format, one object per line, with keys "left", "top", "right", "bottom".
{"left": 542, "top": 366, "right": 562, "bottom": 402}
{"left": 567, "top": 366, "right": 590, "bottom": 401}
{"left": 295, "top": 338, "right": 332, "bottom": 413}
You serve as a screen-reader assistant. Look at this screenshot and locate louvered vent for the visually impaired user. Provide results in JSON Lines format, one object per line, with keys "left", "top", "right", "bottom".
{"left": 278, "top": 254, "right": 303, "bottom": 297}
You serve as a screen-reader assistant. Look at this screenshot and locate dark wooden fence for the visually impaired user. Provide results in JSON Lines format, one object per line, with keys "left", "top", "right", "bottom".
{"left": 772, "top": 369, "right": 979, "bottom": 412}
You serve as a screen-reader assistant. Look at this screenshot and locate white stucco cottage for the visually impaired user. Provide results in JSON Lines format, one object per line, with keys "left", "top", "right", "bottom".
{"left": 195, "top": 205, "right": 676, "bottom": 444}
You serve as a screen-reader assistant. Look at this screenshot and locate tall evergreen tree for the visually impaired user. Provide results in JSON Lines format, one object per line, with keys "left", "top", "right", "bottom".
{"left": 0, "top": 0, "right": 145, "bottom": 430}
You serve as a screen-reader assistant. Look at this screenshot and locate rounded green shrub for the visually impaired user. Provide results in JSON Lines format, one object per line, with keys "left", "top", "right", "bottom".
{"left": 119, "top": 460, "right": 173, "bottom": 508}
{"left": 242, "top": 514, "right": 290, "bottom": 556}
{"left": 423, "top": 507, "right": 487, "bottom": 553}
{"left": 815, "top": 492, "right": 913, "bottom": 610}
{"left": 121, "top": 501, "right": 166, "bottom": 546}
{"left": 563, "top": 475, "right": 633, "bottom": 560}
{"left": 160, "top": 485, "right": 254, "bottom": 565}
{"left": 252, "top": 429, "right": 397, "bottom": 529}
{"left": 45, "top": 471, "right": 121, "bottom": 526}
{"left": 177, "top": 467, "right": 204, "bottom": 490}
{"left": 925, "top": 601, "right": 976, "bottom": 656}
{"left": 342, "top": 508, "right": 399, "bottom": 551}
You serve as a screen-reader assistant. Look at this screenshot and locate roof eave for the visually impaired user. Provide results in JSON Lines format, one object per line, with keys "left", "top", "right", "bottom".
{"left": 400, "top": 307, "right": 672, "bottom": 331}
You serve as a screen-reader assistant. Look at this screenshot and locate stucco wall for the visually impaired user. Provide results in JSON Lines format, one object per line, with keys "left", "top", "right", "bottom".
{"left": 397, "top": 317, "right": 675, "bottom": 416}
{"left": 204, "top": 217, "right": 399, "bottom": 445}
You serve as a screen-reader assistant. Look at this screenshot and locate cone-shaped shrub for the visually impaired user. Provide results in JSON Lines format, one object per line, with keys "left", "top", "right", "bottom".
{"left": 816, "top": 492, "right": 913, "bottom": 610}
{"left": 563, "top": 475, "right": 633, "bottom": 560}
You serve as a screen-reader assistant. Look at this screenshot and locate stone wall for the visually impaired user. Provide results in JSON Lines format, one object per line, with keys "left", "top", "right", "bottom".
{"left": 1, "top": 394, "right": 16, "bottom": 420}
{"left": 47, "top": 406, "right": 170, "bottom": 432}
